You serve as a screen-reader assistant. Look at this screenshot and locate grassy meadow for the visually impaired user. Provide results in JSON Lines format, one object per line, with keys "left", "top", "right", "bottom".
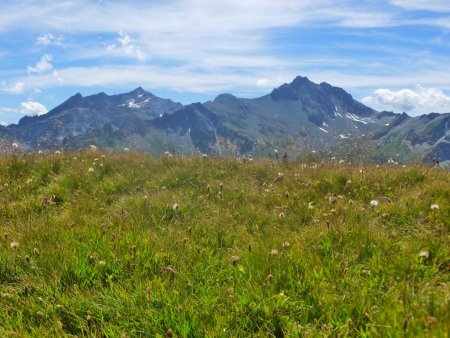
{"left": 0, "top": 151, "right": 449, "bottom": 337}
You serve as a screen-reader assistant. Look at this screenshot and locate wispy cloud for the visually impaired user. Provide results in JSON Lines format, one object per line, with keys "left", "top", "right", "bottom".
{"left": 36, "top": 33, "right": 64, "bottom": 46}
{"left": 390, "top": 0, "right": 450, "bottom": 12}
{"left": 1, "top": 81, "right": 26, "bottom": 94}
{"left": 27, "top": 54, "right": 53, "bottom": 74}
{"left": 106, "top": 31, "right": 146, "bottom": 60}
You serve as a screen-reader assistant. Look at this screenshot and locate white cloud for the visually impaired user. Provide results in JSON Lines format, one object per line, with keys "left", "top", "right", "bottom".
{"left": 20, "top": 101, "right": 48, "bottom": 116}
{"left": 256, "top": 78, "right": 270, "bottom": 87}
{"left": 1, "top": 81, "right": 26, "bottom": 94}
{"left": 27, "top": 54, "right": 53, "bottom": 74}
{"left": 0, "top": 107, "right": 17, "bottom": 115}
{"left": 362, "top": 86, "right": 450, "bottom": 115}
{"left": 106, "top": 31, "right": 146, "bottom": 60}
{"left": 36, "top": 33, "right": 64, "bottom": 46}
{"left": 390, "top": 0, "right": 450, "bottom": 12}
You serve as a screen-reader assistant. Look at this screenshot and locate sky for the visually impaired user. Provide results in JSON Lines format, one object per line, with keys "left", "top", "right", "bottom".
{"left": 1, "top": 0, "right": 450, "bottom": 125}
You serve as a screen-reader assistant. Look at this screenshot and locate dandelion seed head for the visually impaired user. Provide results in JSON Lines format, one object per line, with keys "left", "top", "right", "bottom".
{"left": 419, "top": 250, "right": 430, "bottom": 259}
{"left": 230, "top": 255, "right": 240, "bottom": 265}
{"left": 273, "top": 173, "right": 284, "bottom": 184}
{"left": 88, "top": 167, "right": 95, "bottom": 172}
{"left": 328, "top": 196, "right": 337, "bottom": 204}
{"left": 10, "top": 241, "right": 19, "bottom": 249}
{"left": 430, "top": 204, "right": 439, "bottom": 210}
{"left": 269, "top": 249, "right": 279, "bottom": 256}
{"left": 370, "top": 200, "right": 379, "bottom": 208}
{"left": 172, "top": 203, "right": 179, "bottom": 211}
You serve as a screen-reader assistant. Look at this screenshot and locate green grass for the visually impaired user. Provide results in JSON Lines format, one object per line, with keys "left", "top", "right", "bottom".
{"left": 0, "top": 151, "right": 449, "bottom": 337}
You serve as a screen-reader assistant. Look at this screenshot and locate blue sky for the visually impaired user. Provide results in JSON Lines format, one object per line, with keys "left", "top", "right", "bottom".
{"left": 1, "top": 0, "right": 450, "bottom": 124}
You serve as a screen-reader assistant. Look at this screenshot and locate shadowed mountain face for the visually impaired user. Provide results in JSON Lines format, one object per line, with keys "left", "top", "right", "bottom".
{"left": 0, "top": 76, "right": 448, "bottom": 163}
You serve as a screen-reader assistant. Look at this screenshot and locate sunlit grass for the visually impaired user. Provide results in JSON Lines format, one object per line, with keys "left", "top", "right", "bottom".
{"left": 0, "top": 151, "right": 449, "bottom": 337}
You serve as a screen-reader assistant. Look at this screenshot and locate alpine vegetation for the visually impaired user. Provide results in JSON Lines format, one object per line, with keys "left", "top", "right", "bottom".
{"left": 0, "top": 151, "right": 448, "bottom": 336}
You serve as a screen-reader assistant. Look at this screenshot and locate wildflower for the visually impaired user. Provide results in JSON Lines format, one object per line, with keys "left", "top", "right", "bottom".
{"left": 124, "top": 147, "right": 129, "bottom": 152}
{"left": 172, "top": 203, "right": 179, "bottom": 211}
{"left": 370, "top": 200, "right": 379, "bottom": 208}
{"left": 202, "top": 153, "right": 208, "bottom": 158}
{"left": 55, "top": 150, "right": 61, "bottom": 155}
{"left": 269, "top": 249, "right": 279, "bottom": 256}
{"left": 230, "top": 255, "right": 240, "bottom": 265}
{"left": 12, "top": 142, "right": 19, "bottom": 149}
{"left": 36, "top": 311, "right": 44, "bottom": 317}
{"left": 34, "top": 247, "right": 40, "bottom": 256}
{"left": 278, "top": 212, "right": 285, "bottom": 218}
{"left": 90, "top": 144, "right": 97, "bottom": 151}
{"left": 88, "top": 255, "right": 96, "bottom": 265}
{"left": 38, "top": 150, "right": 43, "bottom": 154}
{"left": 267, "top": 274, "right": 273, "bottom": 281}
{"left": 339, "top": 159, "right": 345, "bottom": 164}
{"left": 26, "top": 179, "right": 33, "bottom": 184}
{"left": 308, "top": 202, "right": 314, "bottom": 209}
{"left": 430, "top": 204, "right": 439, "bottom": 210}
{"left": 10, "top": 241, "right": 19, "bottom": 249}
{"left": 419, "top": 250, "right": 429, "bottom": 259}
{"left": 282, "top": 241, "right": 291, "bottom": 249}
{"left": 273, "top": 173, "right": 284, "bottom": 184}
{"left": 161, "top": 265, "right": 177, "bottom": 277}
{"left": 88, "top": 167, "right": 95, "bottom": 172}
{"left": 328, "top": 196, "right": 337, "bottom": 205}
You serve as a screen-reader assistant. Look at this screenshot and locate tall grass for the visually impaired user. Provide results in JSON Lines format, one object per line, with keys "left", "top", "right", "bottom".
{"left": 0, "top": 151, "right": 449, "bottom": 337}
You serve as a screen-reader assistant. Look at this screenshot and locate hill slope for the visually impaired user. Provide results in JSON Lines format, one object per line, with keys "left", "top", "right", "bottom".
{"left": 0, "top": 152, "right": 449, "bottom": 336}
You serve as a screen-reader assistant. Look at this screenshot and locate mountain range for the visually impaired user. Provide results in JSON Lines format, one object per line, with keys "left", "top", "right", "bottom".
{"left": 1, "top": 76, "right": 449, "bottom": 164}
